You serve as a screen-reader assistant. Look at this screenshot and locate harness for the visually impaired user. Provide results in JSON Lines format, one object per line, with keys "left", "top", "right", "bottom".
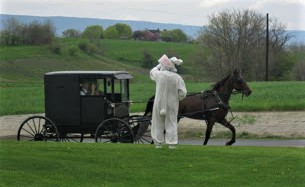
{"left": 138, "top": 89, "right": 241, "bottom": 122}
{"left": 202, "top": 90, "right": 229, "bottom": 110}
{"left": 178, "top": 90, "right": 235, "bottom": 122}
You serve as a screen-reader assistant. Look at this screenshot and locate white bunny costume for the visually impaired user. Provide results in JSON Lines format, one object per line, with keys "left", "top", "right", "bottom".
{"left": 150, "top": 54, "right": 187, "bottom": 147}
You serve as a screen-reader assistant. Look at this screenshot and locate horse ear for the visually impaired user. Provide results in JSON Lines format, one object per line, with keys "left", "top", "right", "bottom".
{"left": 233, "top": 69, "right": 240, "bottom": 77}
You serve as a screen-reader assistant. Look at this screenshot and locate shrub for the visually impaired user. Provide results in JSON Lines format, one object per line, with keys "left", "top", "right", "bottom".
{"left": 78, "top": 41, "right": 102, "bottom": 55}
{"left": 49, "top": 43, "right": 61, "bottom": 54}
{"left": 142, "top": 50, "right": 154, "bottom": 68}
{"left": 68, "top": 46, "right": 79, "bottom": 56}
{"left": 78, "top": 41, "right": 89, "bottom": 53}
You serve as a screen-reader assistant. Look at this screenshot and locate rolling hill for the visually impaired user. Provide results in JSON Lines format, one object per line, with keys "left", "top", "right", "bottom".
{"left": 0, "top": 14, "right": 203, "bottom": 39}
{"left": 2, "top": 14, "right": 305, "bottom": 44}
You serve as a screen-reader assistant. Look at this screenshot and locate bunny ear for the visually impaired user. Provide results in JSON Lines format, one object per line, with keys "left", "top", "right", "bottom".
{"left": 170, "top": 57, "right": 183, "bottom": 66}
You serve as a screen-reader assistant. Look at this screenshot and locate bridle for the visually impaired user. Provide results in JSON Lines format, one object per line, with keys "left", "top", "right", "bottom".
{"left": 232, "top": 77, "right": 248, "bottom": 101}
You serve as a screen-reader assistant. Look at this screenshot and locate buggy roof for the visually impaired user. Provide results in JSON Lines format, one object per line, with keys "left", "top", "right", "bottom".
{"left": 45, "top": 71, "right": 133, "bottom": 79}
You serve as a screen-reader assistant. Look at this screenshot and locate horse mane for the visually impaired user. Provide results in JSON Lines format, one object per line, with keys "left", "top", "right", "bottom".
{"left": 212, "top": 74, "right": 231, "bottom": 90}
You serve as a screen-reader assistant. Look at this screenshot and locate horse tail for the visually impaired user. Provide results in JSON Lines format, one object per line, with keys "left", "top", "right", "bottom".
{"left": 144, "top": 95, "right": 155, "bottom": 116}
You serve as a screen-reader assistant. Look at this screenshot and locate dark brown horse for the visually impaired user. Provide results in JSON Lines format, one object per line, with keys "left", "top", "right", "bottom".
{"left": 144, "top": 69, "right": 252, "bottom": 145}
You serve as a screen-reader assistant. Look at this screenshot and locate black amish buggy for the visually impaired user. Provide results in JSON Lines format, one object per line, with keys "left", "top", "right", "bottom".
{"left": 17, "top": 71, "right": 151, "bottom": 143}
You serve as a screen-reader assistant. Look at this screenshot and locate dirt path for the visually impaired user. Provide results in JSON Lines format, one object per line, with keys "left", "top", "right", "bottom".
{"left": 1, "top": 112, "right": 305, "bottom": 139}
{"left": 178, "top": 111, "right": 305, "bottom": 138}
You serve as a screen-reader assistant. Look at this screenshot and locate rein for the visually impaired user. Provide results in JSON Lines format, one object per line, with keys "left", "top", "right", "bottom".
{"left": 232, "top": 90, "right": 245, "bottom": 101}
{"left": 132, "top": 83, "right": 246, "bottom": 122}
{"left": 130, "top": 91, "right": 203, "bottom": 104}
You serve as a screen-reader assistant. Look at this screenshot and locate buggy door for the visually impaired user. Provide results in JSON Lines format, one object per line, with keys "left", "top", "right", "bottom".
{"left": 80, "top": 78, "right": 107, "bottom": 131}
{"left": 45, "top": 74, "right": 80, "bottom": 128}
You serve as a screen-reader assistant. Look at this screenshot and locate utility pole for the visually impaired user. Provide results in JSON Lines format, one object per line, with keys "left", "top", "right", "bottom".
{"left": 265, "top": 13, "right": 269, "bottom": 81}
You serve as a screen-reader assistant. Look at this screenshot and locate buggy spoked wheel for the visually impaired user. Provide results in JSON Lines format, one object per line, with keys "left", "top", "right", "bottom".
{"left": 17, "top": 116, "right": 59, "bottom": 142}
{"left": 60, "top": 133, "right": 84, "bottom": 142}
{"left": 129, "top": 115, "right": 152, "bottom": 144}
{"left": 95, "top": 118, "right": 134, "bottom": 143}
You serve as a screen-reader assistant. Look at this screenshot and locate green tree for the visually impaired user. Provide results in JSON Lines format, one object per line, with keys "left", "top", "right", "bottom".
{"left": 62, "top": 29, "right": 81, "bottom": 38}
{"left": 160, "top": 29, "right": 187, "bottom": 43}
{"left": 82, "top": 25, "right": 103, "bottom": 41}
{"left": 0, "top": 17, "right": 23, "bottom": 45}
{"left": 0, "top": 18, "right": 55, "bottom": 45}
{"left": 104, "top": 26, "right": 119, "bottom": 39}
{"left": 160, "top": 30, "right": 173, "bottom": 42}
{"left": 286, "top": 43, "right": 305, "bottom": 80}
{"left": 114, "top": 23, "right": 132, "bottom": 39}
{"left": 171, "top": 29, "right": 188, "bottom": 43}
{"left": 23, "top": 20, "right": 56, "bottom": 45}
{"left": 198, "top": 9, "right": 292, "bottom": 81}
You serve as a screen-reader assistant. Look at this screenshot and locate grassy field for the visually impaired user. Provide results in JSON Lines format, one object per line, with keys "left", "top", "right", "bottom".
{"left": 0, "top": 39, "right": 305, "bottom": 115}
{"left": 0, "top": 39, "right": 196, "bottom": 86}
{"left": 0, "top": 80, "right": 305, "bottom": 115}
{"left": 1, "top": 141, "right": 304, "bottom": 187}
{"left": 1, "top": 35, "right": 305, "bottom": 187}
{"left": 0, "top": 81, "right": 305, "bottom": 115}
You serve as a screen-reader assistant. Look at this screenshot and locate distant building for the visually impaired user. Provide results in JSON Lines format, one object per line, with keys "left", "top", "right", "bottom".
{"left": 133, "top": 29, "right": 160, "bottom": 41}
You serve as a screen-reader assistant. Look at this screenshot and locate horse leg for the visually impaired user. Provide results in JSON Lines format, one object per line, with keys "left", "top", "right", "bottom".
{"left": 219, "top": 118, "right": 236, "bottom": 146}
{"left": 203, "top": 122, "right": 214, "bottom": 145}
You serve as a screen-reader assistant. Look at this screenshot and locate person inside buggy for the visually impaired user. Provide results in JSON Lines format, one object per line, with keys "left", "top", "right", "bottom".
{"left": 80, "top": 79, "right": 103, "bottom": 96}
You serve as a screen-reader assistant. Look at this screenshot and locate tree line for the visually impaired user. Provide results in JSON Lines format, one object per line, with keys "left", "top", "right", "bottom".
{"left": 0, "top": 18, "right": 55, "bottom": 45}
{"left": 63, "top": 24, "right": 188, "bottom": 43}
{"left": 0, "top": 10, "right": 304, "bottom": 81}
{"left": 195, "top": 9, "right": 304, "bottom": 81}
{"left": 0, "top": 17, "right": 188, "bottom": 45}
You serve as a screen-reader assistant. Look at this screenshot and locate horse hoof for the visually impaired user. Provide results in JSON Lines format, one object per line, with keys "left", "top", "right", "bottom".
{"left": 226, "top": 141, "right": 235, "bottom": 146}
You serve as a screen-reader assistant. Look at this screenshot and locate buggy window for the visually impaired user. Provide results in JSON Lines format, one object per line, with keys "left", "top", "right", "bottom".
{"left": 114, "top": 79, "right": 129, "bottom": 101}
{"left": 121, "top": 79, "right": 129, "bottom": 101}
{"left": 80, "top": 78, "right": 104, "bottom": 96}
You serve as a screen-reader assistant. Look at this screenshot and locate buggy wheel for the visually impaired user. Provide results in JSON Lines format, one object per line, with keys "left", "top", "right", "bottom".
{"left": 129, "top": 115, "right": 152, "bottom": 144}
{"left": 17, "top": 116, "right": 59, "bottom": 142}
{"left": 60, "top": 133, "right": 84, "bottom": 142}
{"left": 95, "top": 118, "right": 134, "bottom": 143}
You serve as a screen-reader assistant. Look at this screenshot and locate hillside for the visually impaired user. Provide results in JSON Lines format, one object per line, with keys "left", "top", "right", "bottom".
{"left": 1, "top": 39, "right": 305, "bottom": 115}
{"left": 0, "top": 39, "right": 202, "bottom": 115}
{"left": 0, "top": 38, "right": 198, "bottom": 84}
{"left": 0, "top": 44, "right": 146, "bottom": 84}
{"left": 0, "top": 14, "right": 203, "bottom": 39}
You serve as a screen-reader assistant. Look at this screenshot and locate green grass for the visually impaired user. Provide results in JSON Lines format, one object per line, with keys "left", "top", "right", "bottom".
{"left": 229, "top": 81, "right": 305, "bottom": 111}
{"left": 0, "top": 86, "right": 44, "bottom": 115}
{"left": 1, "top": 141, "right": 304, "bottom": 187}
{"left": 0, "top": 38, "right": 197, "bottom": 82}
{"left": 0, "top": 45, "right": 135, "bottom": 82}
{"left": 0, "top": 81, "right": 304, "bottom": 116}
{"left": 102, "top": 39, "right": 197, "bottom": 63}
{"left": 0, "top": 38, "right": 304, "bottom": 115}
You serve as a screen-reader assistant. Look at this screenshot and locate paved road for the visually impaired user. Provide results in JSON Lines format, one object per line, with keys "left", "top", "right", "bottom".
{"left": 2, "top": 134, "right": 304, "bottom": 147}
{"left": 179, "top": 139, "right": 305, "bottom": 147}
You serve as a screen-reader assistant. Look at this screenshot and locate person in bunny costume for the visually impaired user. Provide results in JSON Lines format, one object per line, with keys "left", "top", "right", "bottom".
{"left": 150, "top": 54, "right": 187, "bottom": 149}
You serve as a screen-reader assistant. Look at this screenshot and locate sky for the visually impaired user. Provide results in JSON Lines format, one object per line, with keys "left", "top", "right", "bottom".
{"left": 1, "top": 0, "right": 305, "bottom": 30}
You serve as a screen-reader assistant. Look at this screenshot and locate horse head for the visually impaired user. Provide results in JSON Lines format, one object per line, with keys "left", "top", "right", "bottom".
{"left": 231, "top": 69, "right": 252, "bottom": 96}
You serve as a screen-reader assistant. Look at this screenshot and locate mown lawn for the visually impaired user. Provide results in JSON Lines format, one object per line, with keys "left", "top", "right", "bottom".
{"left": 0, "top": 141, "right": 304, "bottom": 187}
